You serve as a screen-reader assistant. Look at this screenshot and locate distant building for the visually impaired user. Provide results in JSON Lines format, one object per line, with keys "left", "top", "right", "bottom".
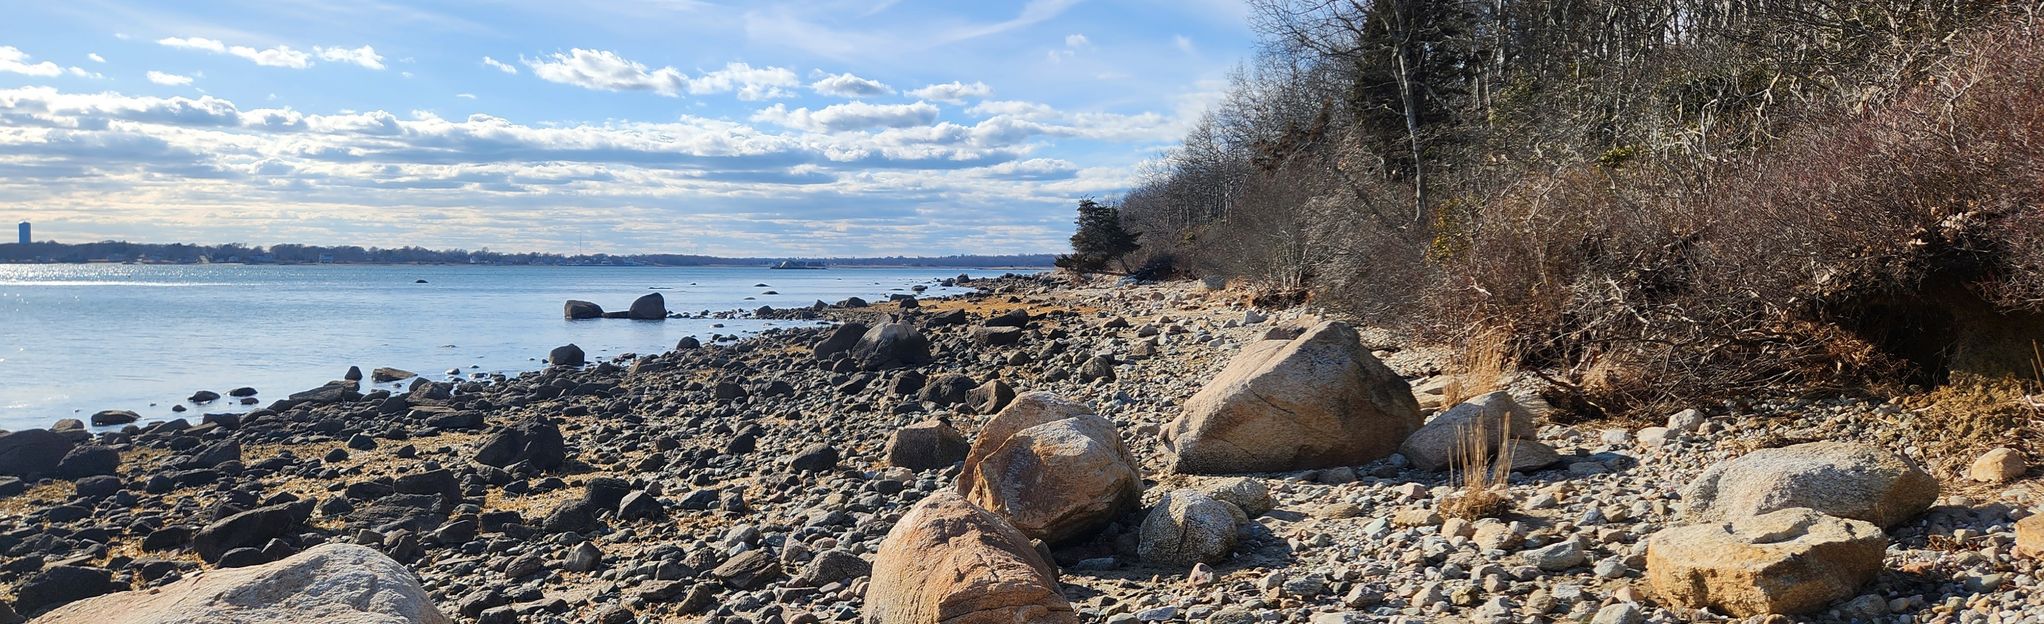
{"left": 15, "top": 221, "right": 26, "bottom": 245}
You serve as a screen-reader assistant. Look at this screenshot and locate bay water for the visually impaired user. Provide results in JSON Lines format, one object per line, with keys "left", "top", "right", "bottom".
{"left": 0, "top": 264, "right": 1015, "bottom": 430}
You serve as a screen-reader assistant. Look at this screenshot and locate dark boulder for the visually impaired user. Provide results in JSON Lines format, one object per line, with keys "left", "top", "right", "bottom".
{"left": 852, "top": 323, "right": 933, "bottom": 370}
{"left": 287, "top": 380, "right": 359, "bottom": 404}
{"left": 473, "top": 414, "right": 567, "bottom": 471}
{"left": 56, "top": 445, "right": 119, "bottom": 479}
{"left": 193, "top": 501, "right": 313, "bottom": 562}
{"left": 919, "top": 373, "right": 976, "bottom": 405}
{"left": 548, "top": 344, "right": 585, "bottom": 367}
{"left": 89, "top": 410, "right": 138, "bottom": 427}
{"left": 968, "top": 379, "right": 1017, "bottom": 415}
{"left": 188, "top": 390, "right": 221, "bottom": 404}
{"left": 13, "top": 565, "right": 120, "bottom": 615}
{"left": 789, "top": 444, "right": 840, "bottom": 473}
{"left": 812, "top": 323, "right": 869, "bottom": 360}
{"left": 0, "top": 429, "right": 77, "bottom": 479}
{"left": 628, "top": 293, "right": 668, "bottom": 320}
{"left": 564, "top": 300, "right": 604, "bottom": 320}
{"left": 883, "top": 419, "right": 970, "bottom": 470}
{"left": 985, "top": 309, "right": 1030, "bottom": 327}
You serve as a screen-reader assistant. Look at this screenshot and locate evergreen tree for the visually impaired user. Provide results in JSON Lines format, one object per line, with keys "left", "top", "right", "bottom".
{"left": 1058, "top": 198, "right": 1141, "bottom": 273}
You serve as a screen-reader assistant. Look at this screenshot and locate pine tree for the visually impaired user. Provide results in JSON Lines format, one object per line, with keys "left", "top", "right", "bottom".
{"left": 1058, "top": 198, "right": 1141, "bottom": 273}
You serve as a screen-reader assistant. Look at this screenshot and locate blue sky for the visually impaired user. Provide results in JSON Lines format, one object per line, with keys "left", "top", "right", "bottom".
{"left": 0, "top": 0, "right": 1251, "bottom": 255}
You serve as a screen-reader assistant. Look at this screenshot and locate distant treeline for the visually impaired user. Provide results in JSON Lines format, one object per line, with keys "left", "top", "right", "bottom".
{"left": 0, "top": 240, "right": 1054, "bottom": 268}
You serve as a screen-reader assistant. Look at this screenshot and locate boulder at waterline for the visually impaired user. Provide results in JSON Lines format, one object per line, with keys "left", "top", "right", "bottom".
{"left": 1680, "top": 441, "right": 1938, "bottom": 529}
{"left": 370, "top": 367, "right": 415, "bottom": 383}
{"left": 89, "top": 410, "right": 138, "bottom": 426}
{"left": 1399, "top": 391, "right": 1538, "bottom": 471}
{"left": 864, "top": 491, "right": 1077, "bottom": 624}
{"left": 1138, "top": 489, "right": 1240, "bottom": 566}
{"left": 958, "top": 392, "right": 1141, "bottom": 543}
{"left": 548, "top": 343, "right": 585, "bottom": 367}
{"left": 1645, "top": 507, "right": 1884, "bottom": 617}
{"left": 35, "top": 543, "right": 453, "bottom": 624}
{"left": 628, "top": 292, "right": 667, "bottom": 320}
{"left": 1162, "top": 320, "right": 1422, "bottom": 473}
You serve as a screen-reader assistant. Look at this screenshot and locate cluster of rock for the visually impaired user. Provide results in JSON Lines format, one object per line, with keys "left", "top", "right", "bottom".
{"left": 563, "top": 293, "right": 669, "bottom": 320}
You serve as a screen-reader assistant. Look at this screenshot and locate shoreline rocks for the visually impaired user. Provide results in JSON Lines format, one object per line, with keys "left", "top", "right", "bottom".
{"left": 865, "top": 491, "right": 1077, "bottom": 624}
{"left": 1680, "top": 441, "right": 1939, "bottom": 529}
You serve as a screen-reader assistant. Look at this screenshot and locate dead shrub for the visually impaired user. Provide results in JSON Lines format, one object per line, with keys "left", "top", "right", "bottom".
{"left": 1441, "top": 326, "right": 1512, "bottom": 407}
{"left": 1441, "top": 418, "right": 1515, "bottom": 520}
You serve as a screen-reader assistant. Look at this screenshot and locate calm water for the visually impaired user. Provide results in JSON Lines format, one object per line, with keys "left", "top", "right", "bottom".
{"left": 0, "top": 264, "right": 1015, "bottom": 430}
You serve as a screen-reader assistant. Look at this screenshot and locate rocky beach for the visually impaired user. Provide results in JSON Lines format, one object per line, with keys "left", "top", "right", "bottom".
{"left": 0, "top": 273, "right": 2039, "bottom": 624}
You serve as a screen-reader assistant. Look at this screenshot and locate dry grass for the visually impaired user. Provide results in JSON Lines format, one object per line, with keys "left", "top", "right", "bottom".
{"left": 1896, "top": 343, "right": 2044, "bottom": 478}
{"left": 1440, "top": 326, "right": 1513, "bottom": 408}
{"left": 1440, "top": 417, "right": 1514, "bottom": 520}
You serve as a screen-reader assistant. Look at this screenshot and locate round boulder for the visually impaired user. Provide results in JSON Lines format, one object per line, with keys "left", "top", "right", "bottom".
{"left": 864, "top": 491, "right": 1076, "bottom": 624}
{"left": 1138, "top": 490, "right": 1239, "bottom": 566}
{"left": 1680, "top": 441, "right": 1938, "bottom": 529}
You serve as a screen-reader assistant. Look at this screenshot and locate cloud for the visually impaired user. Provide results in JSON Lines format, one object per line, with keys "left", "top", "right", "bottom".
{"left": 455, "top": 93, "right": 477, "bottom": 100}
{"left": 752, "top": 101, "right": 939, "bottom": 132}
{"left": 809, "top": 72, "right": 893, "bottom": 98}
{"left": 0, "top": 46, "right": 67, "bottom": 77}
{"left": 156, "top": 36, "right": 314, "bottom": 69}
{"left": 1065, "top": 34, "right": 1090, "bottom": 48}
{"left": 481, "top": 56, "right": 518, "bottom": 74}
{"left": 523, "top": 50, "right": 796, "bottom": 100}
{"left": 1174, "top": 35, "right": 1196, "bottom": 55}
{"left": 315, "top": 45, "right": 385, "bottom": 70}
{"left": 145, "top": 71, "right": 194, "bottom": 86}
{"left": 905, "top": 81, "right": 991, "bottom": 104}
{"left": 87, "top": 53, "right": 106, "bottom": 63}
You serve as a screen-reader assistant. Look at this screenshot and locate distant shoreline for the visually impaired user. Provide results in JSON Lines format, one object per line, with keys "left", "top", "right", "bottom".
{"left": 0, "top": 240, "right": 1056, "bottom": 268}
{"left": 0, "top": 260, "right": 1055, "bottom": 269}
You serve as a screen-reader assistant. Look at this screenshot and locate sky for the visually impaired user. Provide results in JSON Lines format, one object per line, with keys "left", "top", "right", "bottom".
{"left": 0, "top": 0, "right": 1252, "bottom": 256}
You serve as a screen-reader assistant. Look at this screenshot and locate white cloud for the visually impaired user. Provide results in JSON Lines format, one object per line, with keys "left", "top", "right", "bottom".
{"left": 0, "top": 46, "right": 66, "bottom": 77}
{"left": 315, "top": 45, "right": 384, "bottom": 70}
{"left": 456, "top": 93, "right": 477, "bottom": 100}
{"left": 809, "top": 72, "right": 893, "bottom": 98}
{"left": 146, "top": 71, "right": 194, "bottom": 86}
{"left": 157, "top": 36, "right": 313, "bottom": 69}
{"left": 905, "top": 81, "right": 991, "bottom": 104}
{"left": 1065, "top": 34, "right": 1090, "bottom": 48}
{"left": 1173, "top": 35, "right": 1196, "bottom": 55}
{"left": 87, "top": 53, "right": 106, "bottom": 63}
{"left": 481, "top": 56, "right": 518, "bottom": 74}
{"left": 523, "top": 50, "right": 797, "bottom": 100}
{"left": 752, "top": 101, "right": 939, "bottom": 132}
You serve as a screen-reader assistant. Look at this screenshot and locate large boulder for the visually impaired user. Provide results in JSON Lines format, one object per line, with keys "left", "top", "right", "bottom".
{"left": 1681, "top": 441, "right": 1938, "bottom": 529}
{"left": 628, "top": 292, "right": 667, "bottom": 320}
{"left": 852, "top": 322, "right": 933, "bottom": 370}
{"left": 812, "top": 322, "right": 869, "bottom": 360}
{"left": 1138, "top": 490, "right": 1240, "bottom": 566}
{"left": 884, "top": 419, "right": 970, "bottom": 470}
{"left": 0, "top": 428, "right": 77, "bottom": 479}
{"left": 90, "top": 410, "right": 139, "bottom": 426}
{"left": 473, "top": 414, "right": 568, "bottom": 471}
{"left": 193, "top": 501, "right": 314, "bottom": 562}
{"left": 958, "top": 393, "right": 1141, "bottom": 543}
{"left": 1399, "top": 391, "right": 1538, "bottom": 471}
{"left": 1162, "top": 321, "right": 1421, "bottom": 473}
{"left": 1646, "top": 508, "right": 1885, "bottom": 617}
{"left": 13, "top": 565, "right": 122, "bottom": 616}
{"left": 563, "top": 300, "right": 604, "bottom": 319}
{"left": 865, "top": 491, "right": 1077, "bottom": 624}
{"left": 548, "top": 344, "right": 585, "bottom": 367}
{"left": 36, "top": 543, "right": 452, "bottom": 624}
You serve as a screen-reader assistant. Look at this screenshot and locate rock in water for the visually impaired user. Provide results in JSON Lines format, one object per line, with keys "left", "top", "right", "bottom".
{"left": 958, "top": 392, "right": 1141, "bottom": 543}
{"left": 370, "top": 367, "right": 416, "bottom": 383}
{"left": 548, "top": 344, "right": 585, "bottom": 367}
{"left": 0, "top": 429, "right": 77, "bottom": 479}
{"left": 474, "top": 414, "right": 568, "bottom": 471}
{"left": 851, "top": 322, "right": 933, "bottom": 370}
{"left": 628, "top": 292, "right": 667, "bottom": 320}
{"left": 35, "top": 543, "right": 453, "bottom": 624}
{"left": 1645, "top": 508, "right": 1884, "bottom": 617}
{"left": 865, "top": 491, "right": 1077, "bottom": 624}
{"left": 1681, "top": 441, "right": 1938, "bottom": 529}
{"left": 564, "top": 299, "right": 604, "bottom": 320}
{"left": 883, "top": 419, "right": 970, "bottom": 470}
{"left": 1162, "top": 321, "right": 1421, "bottom": 473}
{"left": 1139, "top": 490, "right": 1240, "bottom": 566}
{"left": 1399, "top": 391, "right": 1538, "bottom": 471}
{"left": 90, "top": 410, "right": 138, "bottom": 426}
